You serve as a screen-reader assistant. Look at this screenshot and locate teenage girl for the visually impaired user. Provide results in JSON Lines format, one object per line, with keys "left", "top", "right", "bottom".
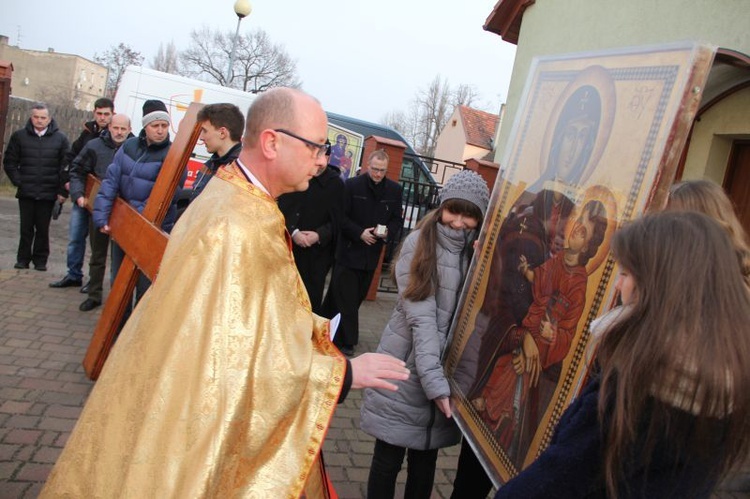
{"left": 360, "top": 170, "right": 490, "bottom": 499}
{"left": 495, "top": 211, "right": 750, "bottom": 498}
{"left": 666, "top": 178, "right": 750, "bottom": 286}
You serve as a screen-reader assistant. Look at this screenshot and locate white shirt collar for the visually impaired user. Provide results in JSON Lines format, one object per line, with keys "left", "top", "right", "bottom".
{"left": 35, "top": 127, "right": 48, "bottom": 137}
{"left": 236, "top": 158, "right": 270, "bottom": 197}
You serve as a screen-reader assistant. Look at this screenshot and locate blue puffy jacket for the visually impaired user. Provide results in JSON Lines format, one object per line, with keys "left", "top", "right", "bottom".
{"left": 93, "top": 130, "right": 183, "bottom": 232}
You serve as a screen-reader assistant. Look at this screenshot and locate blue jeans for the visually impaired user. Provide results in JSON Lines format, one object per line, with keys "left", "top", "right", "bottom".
{"left": 66, "top": 203, "right": 89, "bottom": 280}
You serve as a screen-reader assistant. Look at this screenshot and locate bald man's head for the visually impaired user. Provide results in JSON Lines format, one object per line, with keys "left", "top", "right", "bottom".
{"left": 243, "top": 88, "right": 319, "bottom": 148}
{"left": 238, "top": 87, "right": 328, "bottom": 198}
{"left": 109, "top": 114, "right": 132, "bottom": 145}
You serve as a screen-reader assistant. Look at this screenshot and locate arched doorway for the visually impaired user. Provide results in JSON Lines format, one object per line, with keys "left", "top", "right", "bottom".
{"left": 678, "top": 48, "right": 750, "bottom": 232}
{"left": 725, "top": 140, "right": 750, "bottom": 234}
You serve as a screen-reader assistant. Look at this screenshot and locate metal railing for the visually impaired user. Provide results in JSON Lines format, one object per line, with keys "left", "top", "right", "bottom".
{"left": 404, "top": 153, "right": 466, "bottom": 186}
{"left": 378, "top": 176, "right": 443, "bottom": 293}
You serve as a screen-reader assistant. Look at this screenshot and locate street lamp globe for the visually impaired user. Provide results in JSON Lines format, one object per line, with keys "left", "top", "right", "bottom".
{"left": 234, "top": 0, "right": 252, "bottom": 19}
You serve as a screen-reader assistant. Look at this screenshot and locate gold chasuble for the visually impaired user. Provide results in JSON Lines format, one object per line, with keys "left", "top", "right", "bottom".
{"left": 41, "top": 164, "right": 346, "bottom": 498}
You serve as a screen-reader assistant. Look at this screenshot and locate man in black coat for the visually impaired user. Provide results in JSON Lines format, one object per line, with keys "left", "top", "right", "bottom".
{"left": 324, "top": 149, "right": 403, "bottom": 356}
{"left": 68, "top": 113, "right": 134, "bottom": 312}
{"left": 3, "top": 103, "right": 70, "bottom": 271}
{"left": 278, "top": 154, "right": 344, "bottom": 315}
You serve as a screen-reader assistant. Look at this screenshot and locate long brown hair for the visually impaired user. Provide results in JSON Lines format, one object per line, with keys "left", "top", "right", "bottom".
{"left": 398, "top": 198, "right": 483, "bottom": 301}
{"left": 597, "top": 212, "right": 750, "bottom": 497}
{"left": 667, "top": 179, "right": 750, "bottom": 285}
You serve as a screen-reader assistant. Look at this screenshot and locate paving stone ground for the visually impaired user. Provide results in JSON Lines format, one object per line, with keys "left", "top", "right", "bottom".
{"left": 0, "top": 194, "right": 747, "bottom": 498}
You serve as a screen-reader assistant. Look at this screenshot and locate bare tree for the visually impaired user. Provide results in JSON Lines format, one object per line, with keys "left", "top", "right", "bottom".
{"left": 180, "top": 26, "right": 301, "bottom": 92}
{"left": 94, "top": 43, "right": 145, "bottom": 98}
{"left": 416, "top": 75, "right": 452, "bottom": 157}
{"left": 382, "top": 105, "right": 420, "bottom": 153}
{"left": 382, "top": 110, "right": 409, "bottom": 137}
{"left": 453, "top": 83, "right": 480, "bottom": 108}
{"left": 150, "top": 41, "right": 180, "bottom": 74}
{"left": 381, "top": 76, "right": 492, "bottom": 156}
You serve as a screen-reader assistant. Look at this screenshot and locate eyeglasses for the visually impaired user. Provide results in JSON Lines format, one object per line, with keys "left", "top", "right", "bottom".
{"left": 274, "top": 129, "right": 331, "bottom": 158}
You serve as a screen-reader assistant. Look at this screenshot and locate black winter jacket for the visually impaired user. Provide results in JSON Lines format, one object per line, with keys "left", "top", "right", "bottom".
{"left": 61, "top": 119, "right": 105, "bottom": 185}
{"left": 68, "top": 130, "right": 134, "bottom": 202}
{"left": 189, "top": 142, "right": 242, "bottom": 202}
{"left": 66, "top": 120, "right": 104, "bottom": 165}
{"left": 279, "top": 165, "right": 345, "bottom": 249}
{"left": 336, "top": 173, "right": 403, "bottom": 271}
{"left": 3, "top": 119, "right": 70, "bottom": 201}
{"left": 495, "top": 376, "right": 724, "bottom": 498}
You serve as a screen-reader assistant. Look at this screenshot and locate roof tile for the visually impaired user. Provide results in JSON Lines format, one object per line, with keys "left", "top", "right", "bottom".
{"left": 459, "top": 106, "right": 500, "bottom": 150}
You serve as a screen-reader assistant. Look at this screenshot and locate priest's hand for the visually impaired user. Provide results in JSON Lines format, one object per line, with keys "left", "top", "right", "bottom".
{"left": 350, "top": 353, "right": 409, "bottom": 391}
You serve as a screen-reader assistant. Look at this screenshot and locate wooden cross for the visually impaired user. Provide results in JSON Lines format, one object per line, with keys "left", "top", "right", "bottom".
{"left": 81, "top": 103, "right": 204, "bottom": 380}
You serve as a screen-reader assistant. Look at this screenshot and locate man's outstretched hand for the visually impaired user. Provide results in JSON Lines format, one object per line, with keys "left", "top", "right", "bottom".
{"left": 350, "top": 353, "right": 410, "bottom": 391}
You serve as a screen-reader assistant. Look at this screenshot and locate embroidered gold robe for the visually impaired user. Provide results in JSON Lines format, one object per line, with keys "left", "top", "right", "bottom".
{"left": 40, "top": 165, "right": 346, "bottom": 498}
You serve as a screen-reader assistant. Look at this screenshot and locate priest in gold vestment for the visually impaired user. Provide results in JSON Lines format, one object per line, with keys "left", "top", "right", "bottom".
{"left": 40, "top": 88, "right": 409, "bottom": 498}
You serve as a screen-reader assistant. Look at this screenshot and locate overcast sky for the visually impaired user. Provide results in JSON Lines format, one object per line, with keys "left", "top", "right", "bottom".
{"left": 2, "top": 0, "right": 516, "bottom": 123}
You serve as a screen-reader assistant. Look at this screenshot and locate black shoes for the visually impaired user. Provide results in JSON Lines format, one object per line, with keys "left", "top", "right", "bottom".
{"left": 49, "top": 276, "right": 83, "bottom": 288}
{"left": 14, "top": 262, "right": 46, "bottom": 270}
{"left": 80, "top": 281, "right": 90, "bottom": 294}
{"left": 79, "top": 298, "right": 101, "bottom": 312}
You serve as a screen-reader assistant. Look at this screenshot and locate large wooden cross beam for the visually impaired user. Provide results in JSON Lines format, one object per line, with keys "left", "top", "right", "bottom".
{"left": 82, "top": 103, "right": 204, "bottom": 380}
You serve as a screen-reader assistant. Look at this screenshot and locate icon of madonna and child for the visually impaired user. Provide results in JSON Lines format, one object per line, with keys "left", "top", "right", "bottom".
{"left": 451, "top": 66, "right": 619, "bottom": 474}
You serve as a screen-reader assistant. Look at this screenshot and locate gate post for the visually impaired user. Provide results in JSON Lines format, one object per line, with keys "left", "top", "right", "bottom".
{"left": 0, "top": 60, "right": 13, "bottom": 168}
{"left": 361, "top": 135, "right": 406, "bottom": 301}
{"left": 464, "top": 157, "right": 500, "bottom": 191}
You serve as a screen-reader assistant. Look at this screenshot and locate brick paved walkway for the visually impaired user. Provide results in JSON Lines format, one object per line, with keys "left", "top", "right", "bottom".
{"left": 0, "top": 196, "right": 461, "bottom": 499}
{"left": 0, "top": 195, "right": 747, "bottom": 498}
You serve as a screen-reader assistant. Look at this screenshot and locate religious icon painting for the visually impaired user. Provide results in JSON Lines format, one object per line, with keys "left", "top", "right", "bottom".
{"left": 444, "top": 42, "right": 716, "bottom": 487}
{"left": 327, "top": 123, "right": 364, "bottom": 180}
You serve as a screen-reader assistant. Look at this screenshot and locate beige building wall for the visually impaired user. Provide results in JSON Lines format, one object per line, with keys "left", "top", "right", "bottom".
{"left": 434, "top": 109, "right": 467, "bottom": 163}
{"left": 434, "top": 108, "right": 495, "bottom": 164}
{"left": 463, "top": 144, "right": 489, "bottom": 161}
{"left": 495, "top": 0, "right": 750, "bottom": 177}
{"left": 683, "top": 86, "right": 750, "bottom": 181}
{"left": 0, "top": 38, "right": 107, "bottom": 110}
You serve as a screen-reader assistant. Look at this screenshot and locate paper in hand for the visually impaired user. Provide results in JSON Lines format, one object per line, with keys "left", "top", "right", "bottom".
{"left": 329, "top": 313, "right": 341, "bottom": 341}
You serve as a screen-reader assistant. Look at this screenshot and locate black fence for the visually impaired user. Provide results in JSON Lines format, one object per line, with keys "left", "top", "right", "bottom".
{"left": 377, "top": 176, "right": 443, "bottom": 293}
{"left": 408, "top": 153, "right": 465, "bottom": 186}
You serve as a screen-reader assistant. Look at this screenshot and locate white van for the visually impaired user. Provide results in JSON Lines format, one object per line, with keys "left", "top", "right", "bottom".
{"left": 115, "top": 66, "right": 260, "bottom": 188}
{"left": 114, "top": 66, "right": 438, "bottom": 235}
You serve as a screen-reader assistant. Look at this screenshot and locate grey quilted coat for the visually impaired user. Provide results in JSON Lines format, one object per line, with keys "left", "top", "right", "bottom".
{"left": 360, "top": 223, "right": 475, "bottom": 450}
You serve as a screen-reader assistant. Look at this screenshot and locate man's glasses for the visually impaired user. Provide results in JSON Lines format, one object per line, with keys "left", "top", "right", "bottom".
{"left": 274, "top": 129, "right": 331, "bottom": 158}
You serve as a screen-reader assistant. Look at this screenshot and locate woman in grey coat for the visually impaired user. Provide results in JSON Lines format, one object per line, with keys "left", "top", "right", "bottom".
{"left": 361, "top": 170, "right": 490, "bottom": 499}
